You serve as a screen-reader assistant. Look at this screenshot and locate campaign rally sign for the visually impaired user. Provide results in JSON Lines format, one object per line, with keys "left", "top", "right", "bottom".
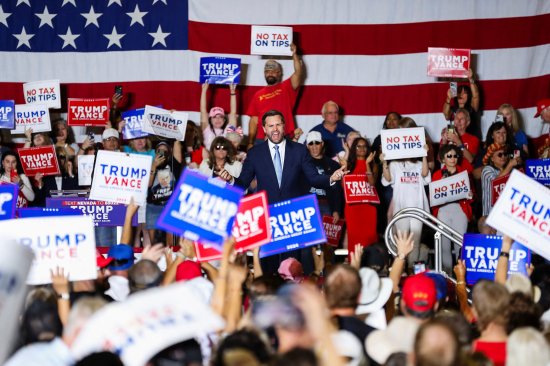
{"left": 122, "top": 107, "right": 149, "bottom": 140}
{"left": 260, "top": 194, "right": 326, "bottom": 258}
{"left": 200, "top": 57, "right": 241, "bottom": 84}
{"left": 0, "top": 100, "right": 15, "bottom": 129}
{"left": 67, "top": 98, "right": 110, "bottom": 126}
{"left": 156, "top": 169, "right": 244, "bottom": 248}
{"left": 0, "top": 239, "right": 33, "bottom": 364}
{"left": 380, "top": 127, "right": 427, "bottom": 160}
{"left": 0, "top": 216, "right": 97, "bottom": 285}
{"left": 250, "top": 25, "right": 293, "bottom": 56}
{"left": 343, "top": 174, "right": 380, "bottom": 204}
{"left": 77, "top": 154, "right": 95, "bottom": 186}
{"left": 17, "top": 207, "right": 78, "bottom": 218}
{"left": 526, "top": 159, "right": 550, "bottom": 186}
{"left": 491, "top": 174, "right": 510, "bottom": 205}
{"left": 427, "top": 48, "right": 471, "bottom": 78}
{"left": 17, "top": 145, "right": 60, "bottom": 177}
{"left": 71, "top": 281, "right": 223, "bottom": 366}
{"left": 462, "top": 234, "right": 531, "bottom": 285}
{"left": 90, "top": 150, "right": 152, "bottom": 206}
{"left": 429, "top": 170, "right": 471, "bottom": 207}
{"left": 232, "top": 191, "right": 271, "bottom": 252}
{"left": 0, "top": 184, "right": 17, "bottom": 220}
{"left": 12, "top": 103, "right": 51, "bottom": 134}
{"left": 322, "top": 215, "right": 345, "bottom": 247}
{"left": 143, "top": 105, "right": 187, "bottom": 141}
{"left": 23, "top": 79, "right": 61, "bottom": 109}
{"left": 487, "top": 170, "right": 550, "bottom": 261}
{"left": 194, "top": 242, "right": 222, "bottom": 262}
{"left": 47, "top": 197, "right": 138, "bottom": 227}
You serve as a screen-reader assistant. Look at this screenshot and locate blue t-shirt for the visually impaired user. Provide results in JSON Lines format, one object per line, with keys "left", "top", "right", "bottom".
{"left": 310, "top": 121, "right": 355, "bottom": 158}
{"left": 123, "top": 145, "right": 156, "bottom": 159}
{"left": 514, "top": 130, "right": 528, "bottom": 148}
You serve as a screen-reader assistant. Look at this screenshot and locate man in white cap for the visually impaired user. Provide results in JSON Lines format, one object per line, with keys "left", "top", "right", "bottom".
{"left": 101, "top": 128, "right": 120, "bottom": 152}
{"left": 246, "top": 43, "right": 303, "bottom": 149}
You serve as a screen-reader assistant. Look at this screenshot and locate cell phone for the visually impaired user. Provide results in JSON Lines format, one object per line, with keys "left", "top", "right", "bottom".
{"left": 114, "top": 85, "right": 123, "bottom": 95}
{"left": 157, "top": 150, "right": 165, "bottom": 158}
{"left": 495, "top": 114, "right": 505, "bottom": 123}
{"left": 514, "top": 149, "right": 520, "bottom": 158}
{"left": 450, "top": 82, "right": 458, "bottom": 98}
{"left": 88, "top": 131, "right": 95, "bottom": 142}
{"left": 413, "top": 261, "right": 426, "bottom": 275}
{"left": 447, "top": 122, "right": 455, "bottom": 134}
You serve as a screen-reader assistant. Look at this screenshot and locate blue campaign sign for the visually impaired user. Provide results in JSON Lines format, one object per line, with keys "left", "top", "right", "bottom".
{"left": 0, "top": 184, "right": 18, "bottom": 220}
{"left": 156, "top": 169, "right": 244, "bottom": 248}
{"left": 260, "top": 194, "right": 326, "bottom": 258}
{"left": 0, "top": 100, "right": 15, "bottom": 129}
{"left": 122, "top": 108, "right": 150, "bottom": 140}
{"left": 200, "top": 57, "right": 241, "bottom": 84}
{"left": 46, "top": 197, "right": 138, "bottom": 227}
{"left": 461, "top": 233, "right": 531, "bottom": 285}
{"left": 525, "top": 159, "right": 550, "bottom": 186}
{"left": 17, "top": 207, "right": 79, "bottom": 218}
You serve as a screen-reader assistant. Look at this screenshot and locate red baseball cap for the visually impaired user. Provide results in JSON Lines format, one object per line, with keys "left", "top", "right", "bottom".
{"left": 534, "top": 98, "right": 550, "bottom": 118}
{"left": 402, "top": 274, "right": 437, "bottom": 314}
{"left": 176, "top": 260, "right": 202, "bottom": 282}
{"left": 96, "top": 250, "right": 113, "bottom": 268}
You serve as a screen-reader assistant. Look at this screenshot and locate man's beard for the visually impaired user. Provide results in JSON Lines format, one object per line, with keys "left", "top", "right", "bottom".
{"left": 265, "top": 76, "right": 278, "bottom": 85}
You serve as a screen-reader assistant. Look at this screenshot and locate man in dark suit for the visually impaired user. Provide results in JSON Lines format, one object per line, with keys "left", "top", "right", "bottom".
{"left": 220, "top": 109, "right": 347, "bottom": 273}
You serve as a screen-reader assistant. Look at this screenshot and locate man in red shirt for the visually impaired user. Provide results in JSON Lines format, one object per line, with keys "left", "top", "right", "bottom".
{"left": 440, "top": 108, "right": 480, "bottom": 173}
{"left": 246, "top": 43, "right": 303, "bottom": 149}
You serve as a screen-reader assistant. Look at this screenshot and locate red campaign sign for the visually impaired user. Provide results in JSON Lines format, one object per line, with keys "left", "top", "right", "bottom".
{"left": 17, "top": 145, "right": 60, "bottom": 177}
{"left": 322, "top": 215, "right": 345, "bottom": 247}
{"left": 67, "top": 98, "right": 110, "bottom": 126}
{"left": 491, "top": 174, "right": 510, "bottom": 205}
{"left": 194, "top": 242, "right": 222, "bottom": 262}
{"left": 343, "top": 174, "right": 380, "bottom": 204}
{"left": 427, "top": 47, "right": 471, "bottom": 78}
{"left": 232, "top": 191, "right": 271, "bottom": 252}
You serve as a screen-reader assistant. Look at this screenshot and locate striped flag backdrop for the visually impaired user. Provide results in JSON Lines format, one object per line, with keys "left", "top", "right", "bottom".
{"left": 0, "top": 0, "right": 548, "bottom": 141}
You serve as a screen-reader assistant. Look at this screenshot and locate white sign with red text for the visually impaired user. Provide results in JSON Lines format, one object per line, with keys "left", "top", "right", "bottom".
{"left": 250, "top": 25, "right": 293, "bottom": 56}
{"left": 381, "top": 127, "right": 427, "bottom": 160}
{"left": 11, "top": 103, "right": 51, "bottom": 134}
{"left": 429, "top": 170, "right": 471, "bottom": 207}
{"left": 143, "top": 105, "right": 187, "bottom": 141}
{"left": 486, "top": 170, "right": 550, "bottom": 260}
{"left": 90, "top": 150, "right": 152, "bottom": 206}
{"left": 23, "top": 79, "right": 61, "bottom": 109}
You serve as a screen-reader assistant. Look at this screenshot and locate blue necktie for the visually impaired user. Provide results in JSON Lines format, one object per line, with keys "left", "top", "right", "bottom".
{"left": 273, "top": 145, "right": 282, "bottom": 187}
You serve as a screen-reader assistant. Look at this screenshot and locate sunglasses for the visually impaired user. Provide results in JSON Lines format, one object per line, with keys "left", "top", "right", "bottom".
{"left": 445, "top": 154, "right": 458, "bottom": 159}
{"left": 308, "top": 141, "right": 322, "bottom": 146}
{"left": 214, "top": 145, "right": 227, "bottom": 151}
{"left": 495, "top": 152, "right": 506, "bottom": 158}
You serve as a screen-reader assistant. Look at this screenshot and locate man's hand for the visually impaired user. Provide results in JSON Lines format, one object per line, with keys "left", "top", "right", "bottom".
{"left": 394, "top": 230, "right": 414, "bottom": 258}
{"left": 141, "top": 243, "right": 165, "bottom": 263}
{"left": 329, "top": 166, "right": 349, "bottom": 183}
{"left": 454, "top": 259, "right": 466, "bottom": 281}
{"left": 51, "top": 266, "right": 70, "bottom": 295}
{"left": 349, "top": 243, "right": 363, "bottom": 270}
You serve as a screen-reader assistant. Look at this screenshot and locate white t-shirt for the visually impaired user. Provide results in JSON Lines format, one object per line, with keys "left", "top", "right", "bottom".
{"left": 381, "top": 160, "right": 431, "bottom": 212}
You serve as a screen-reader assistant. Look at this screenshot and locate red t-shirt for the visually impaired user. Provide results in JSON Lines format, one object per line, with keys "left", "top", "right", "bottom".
{"left": 472, "top": 340, "right": 506, "bottom": 366}
{"left": 246, "top": 78, "right": 299, "bottom": 139}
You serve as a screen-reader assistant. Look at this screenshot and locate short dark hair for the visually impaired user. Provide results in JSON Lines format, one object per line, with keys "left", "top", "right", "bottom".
{"left": 438, "top": 144, "right": 462, "bottom": 161}
{"left": 262, "top": 110, "right": 285, "bottom": 126}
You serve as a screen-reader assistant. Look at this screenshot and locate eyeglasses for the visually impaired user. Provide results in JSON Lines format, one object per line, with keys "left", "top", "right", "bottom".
{"left": 308, "top": 141, "right": 322, "bottom": 146}
{"left": 356, "top": 145, "right": 367, "bottom": 149}
{"left": 445, "top": 154, "right": 458, "bottom": 159}
{"left": 495, "top": 152, "right": 506, "bottom": 158}
{"left": 214, "top": 145, "right": 227, "bottom": 151}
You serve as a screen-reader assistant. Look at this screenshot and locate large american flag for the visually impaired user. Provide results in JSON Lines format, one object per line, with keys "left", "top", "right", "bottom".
{"left": 0, "top": 0, "right": 548, "bottom": 140}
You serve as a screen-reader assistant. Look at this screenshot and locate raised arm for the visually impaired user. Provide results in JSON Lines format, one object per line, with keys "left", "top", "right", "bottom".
{"left": 389, "top": 230, "right": 414, "bottom": 292}
{"left": 247, "top": 116, "right": 259, "bottom": 150}
{"left": 468, "top": 68, "right": 480, "bottom": 112}
{"left": 200, "top": 82, "right": 209, "bottom": 131}
{"left": 121, "top": 198, "right": 139, "bottom": 245}
{"left": 227, "top": 83, "right": 237, "bottom": 127}
{"left": 443, "top": 88, "right": 453, "bottom": 120}
{"left": 495, "top": 235, "right": 513, "bottom": 284}
{"left": 290, "top": 43, "right": 304, "bottom": 90}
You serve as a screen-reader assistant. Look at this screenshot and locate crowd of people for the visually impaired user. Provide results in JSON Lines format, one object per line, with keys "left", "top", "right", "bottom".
{"left": 1, "top": 43, "right": 550, "bottom": 365}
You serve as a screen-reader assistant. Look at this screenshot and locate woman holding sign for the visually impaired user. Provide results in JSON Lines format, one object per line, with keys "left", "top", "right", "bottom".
{"left": 200, "top": 82, "right": 237, "bottom": 152}
{"left": 431, "top": 145, "right": 473, "bottom": 273}
{"left": 0, "top": 151, "right": 34, "bottom": 207}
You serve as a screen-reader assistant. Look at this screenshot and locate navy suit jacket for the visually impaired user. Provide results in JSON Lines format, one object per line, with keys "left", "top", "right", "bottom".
{"left": 235, "top": 139, "right": 331, "bottom": 203}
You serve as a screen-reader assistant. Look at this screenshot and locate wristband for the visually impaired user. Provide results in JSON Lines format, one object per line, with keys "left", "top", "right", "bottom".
{"left": 499, "top": 251, "right": 510, "bottom": 258}
{"left": 57, "top": 292, "right": 70, "bottom": 300}
{"left": 456, "top": 281, "right": 465, "bottom": 285}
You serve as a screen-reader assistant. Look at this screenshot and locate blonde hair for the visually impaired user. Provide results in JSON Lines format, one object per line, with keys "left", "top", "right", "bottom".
{"left": 497, "top": 103, "right": 521, "bottom": 133}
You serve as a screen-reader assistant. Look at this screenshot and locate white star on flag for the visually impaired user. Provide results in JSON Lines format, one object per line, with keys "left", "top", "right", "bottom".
{"left": 152, "top": 0, "right": 167, "bottom": 4}
{"left": 13, "top": 27, "right": 34, "bottom": 49}
{"left": 148, "top": 25, "right": 170, "bottom": 47}
{"left": 61, "top": 0, "right": 77, "bottom": 7}
{"left": 36, "top": 6, "right": 57, "bottom": 29}
{"left": 108, "top": 0, "right": 123, "bottom": 7}
{"left": 81, "top": 6, "right": 102, "bottom": 28}
{"left": 104, "top": 26, "right": 125, "bottom": 48}
{"left": 16, "top": 0, "right": 31, "bottom": 7}
{"left": 126, "top": 5, "right": 147, "bottom": 27}
{"left": 59, "top": 27, "right": 80, "bottom": 49}
{"left": 0, "top": 5, "right": 11, "bottom": 27}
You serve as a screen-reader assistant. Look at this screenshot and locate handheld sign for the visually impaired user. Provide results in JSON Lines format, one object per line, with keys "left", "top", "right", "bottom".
{"left": 525, "top": 159, "right": 550, "bottom": 186}
{"left": 0, "top": 239, "right": 34, "bottom": 364}
{"left": 71, "top": 281, "right": 224, "bottom": 366}
{"left": 427, "top": 48, "right": 471, "bottom": 78}
{"left": 380, "top": 127, "right": 427, "bottom": 160}
{"left": 143, "top": 105, "right": 187, "bottom": 141}
{"left": 77, "top": 154, "right": 95, "bottom": 186}
{"left": 322, "top": 215, "right": 345, "bottom": 247}
{"left": 200, "top": 57, "right": 241, "bottom": 84}
{"left": 23, "top": 79, "right": 61, "bottom": 109}
{"left": 90, "top": 150, "right": 152, "bottom": 206}
{"left": 67, "top": 98, "right": 110, "bottom": 126}
{"left": 486, "top": 170, "right": 550, "bottom": 261}
{"left": 232, "top": 191, "right": 271, "bottom": 252}
{"left": 12, "top": 103, "right": 51, "bottom": 134}
{"left": 47, "top": 197, "right": 138, "bottom": 227}
{"left": 194, "top": 242, "right": 222, "bottom": 262}
{"left": 0, "top": 184, "right": 17, "bottom": 220}
{"left": 462, "top": 234, "right": 531, "bottom": 285}
{"left": 17, "top": 145, "right": 60, "bottom": 177}
{"left": 260, "top": 194, "right": 326, "bottom": 258}
{"left": 251, "top": 25, "right": 293, "bottom": 56}
{"left": 429, "top": 170, "right": 471, "bottom": 207}
{"left": 0, "top": 100, "right": 15, "bottom": 129}
{"left": 0, "top": 216, "right": 97, "bottom": 285}
{"left": 343, "top": 174, "right": 380, "bottom": 204}
{"left": 122, "top": 107, "right": 150, "bottom": 140}
{"left": 491, "top": 174, "right": 510, "bottom": 206}
{"left": 156, "top": 169, "right": 244, "bottom": 249}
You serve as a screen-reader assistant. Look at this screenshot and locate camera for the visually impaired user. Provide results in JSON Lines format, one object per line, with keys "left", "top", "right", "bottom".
{"left": 114, "top": 85, "right": 123, "bottom": 95}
